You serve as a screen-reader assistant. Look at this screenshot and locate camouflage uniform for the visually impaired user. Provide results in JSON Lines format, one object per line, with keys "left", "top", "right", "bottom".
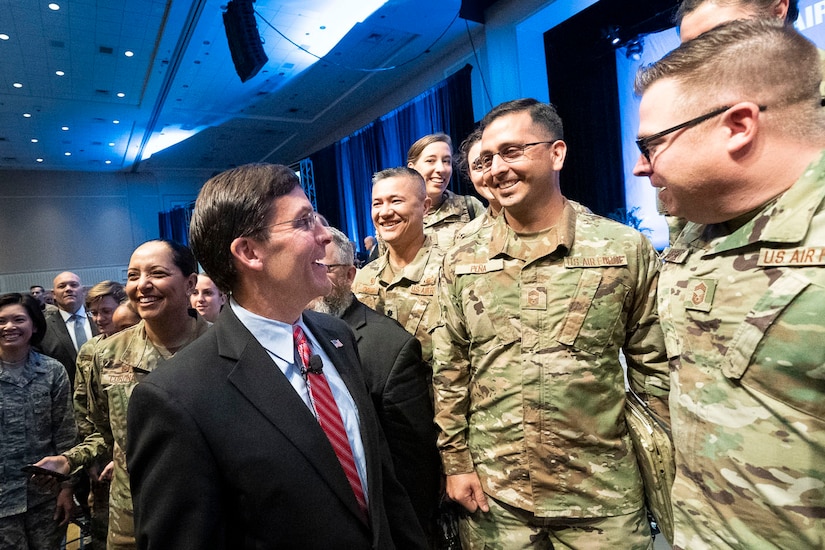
{"left": 456, "top": 207, "right": 498, "bottom": 241}
{"left": 424, "top": 189, "right": 485, "bottom": 249}
{"left": 353, "top": 236, "right": 444, "bottom": 365}
{"left": 0, "top": 351, "right": 76, "bottom": 547}
{"left": 433, "top": 199, "right": 669, "bottom": 546}
{"left": 659, "top": 153, "right": 825, "bottom": 549}
{"left": 63, "top": 317, "right": 209, "bottom": 549}
{"left": 75, "top": 335, "right": 112, "bottom": 550}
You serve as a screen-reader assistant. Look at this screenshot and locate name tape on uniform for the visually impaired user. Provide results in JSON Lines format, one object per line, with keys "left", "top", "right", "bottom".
{"left": 455, "top": 259, "right": 505, "bottom": 275}
{"left": 564, "top": 255, "right": 627, "bottom": 268}
{"left": 758, "top": 247, "right": 825, "bottom": 266}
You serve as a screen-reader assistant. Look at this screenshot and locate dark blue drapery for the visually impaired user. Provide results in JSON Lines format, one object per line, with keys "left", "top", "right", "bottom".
{"left": 312, "top": 64, "right": 475, "bottom": 252}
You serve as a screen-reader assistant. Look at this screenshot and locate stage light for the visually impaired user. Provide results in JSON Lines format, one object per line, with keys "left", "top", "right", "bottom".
{"left": 603, "top": 25, "right": 621, "bottom": 47}
{"left": 625, "top": 38, "right": 644, "bottom": 61}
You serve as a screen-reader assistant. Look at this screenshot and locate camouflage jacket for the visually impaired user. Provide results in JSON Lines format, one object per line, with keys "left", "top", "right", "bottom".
{"left": 432, "top": 199, "right": 669, "bottom": 518}
{"left": 353, "top": 236, "right": 444, "bottom": 365}
{"left": 0, "top": 351, "right": 76, "bottom": 517}
{"left": 424, "top": 189, "right": 485, "bottom": 249}
{"left": 63, "top": 316, "right": 209, "bottom": 548}
{"left": 73, "top": 335, "right": 112, "bottom": 468}
{"left": 659, "top": 152, "right": 825, "bottom": 549}
{"left": 456, "top": 206, "right": 498, "bottom": 242}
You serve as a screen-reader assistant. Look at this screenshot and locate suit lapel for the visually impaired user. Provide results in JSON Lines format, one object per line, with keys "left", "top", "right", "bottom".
{"left": 47, "top": 310, "right": 74, "bottom": 350}
{"left": 217, "top": 308, "right": 367, "bottom": 524}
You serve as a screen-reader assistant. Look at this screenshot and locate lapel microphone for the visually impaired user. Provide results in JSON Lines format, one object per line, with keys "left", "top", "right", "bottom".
{"left": 308, "top": 355, "right": 324, "bottom": 374}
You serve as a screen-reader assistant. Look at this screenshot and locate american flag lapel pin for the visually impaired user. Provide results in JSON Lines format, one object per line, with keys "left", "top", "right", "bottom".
{"left": 331, "top": 339, "right": 343, "bottom": 348}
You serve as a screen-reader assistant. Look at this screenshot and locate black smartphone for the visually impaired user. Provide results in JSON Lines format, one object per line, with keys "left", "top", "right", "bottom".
{"left": 21, "top": 464, "right": 71, "bottom": 482}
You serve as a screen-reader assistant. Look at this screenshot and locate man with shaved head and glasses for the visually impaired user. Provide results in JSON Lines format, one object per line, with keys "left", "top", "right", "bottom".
{"left": 432, "top": 98, "right": 669, "bottom": 548}
{"left": 633, "top": 19, "right": 825, "bottom": 549}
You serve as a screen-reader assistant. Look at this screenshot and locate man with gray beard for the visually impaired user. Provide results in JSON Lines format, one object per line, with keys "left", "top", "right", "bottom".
{"left": 311, "top": 226, "right": 440, "bottom": 542}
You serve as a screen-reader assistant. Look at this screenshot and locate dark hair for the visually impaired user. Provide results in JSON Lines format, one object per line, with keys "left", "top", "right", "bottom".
{"left": 479, "top": 98, "right": 565, "bottom": 140}
{"left": 458, "top": 127, "right": 482, "bottom": 179}
{"left": 0, "top": 292, "right": 47, "bottom": 346}
{"left": 190, "top": 163, "right": 300, "bottom": 292}
{"left": 675, "top": 0, "right": 799, "bottom": 26}
{"left": 372, "top": 167, "right": 427, "bottom": 200}
{"left": 138, "top": 240, "right": 198, "bottom": 277}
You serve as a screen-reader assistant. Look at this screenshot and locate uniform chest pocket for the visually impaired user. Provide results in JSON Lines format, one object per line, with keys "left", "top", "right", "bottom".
{"left": 556, "top": 270, "right": 629, "bottom": 355}
{"left": 723, "top": 270, "right": 825, "bottom": 419}
{"left": 460, "top": 276, "right": 521, "bottom": 349}
{"left": 29, "top": 387, "right": 53, "bottom": 436}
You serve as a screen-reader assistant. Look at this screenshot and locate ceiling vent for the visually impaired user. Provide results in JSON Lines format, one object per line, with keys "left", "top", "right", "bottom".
{"left": 50, "top": 40, "right": 65, "bottom": 48}
{"left": 99, "top": 46, "right": 114, "bottom": 54}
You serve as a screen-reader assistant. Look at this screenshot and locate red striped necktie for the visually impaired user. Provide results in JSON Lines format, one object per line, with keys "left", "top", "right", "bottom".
{"left": 293, "top": 325, "right": 368, "bottom": 520}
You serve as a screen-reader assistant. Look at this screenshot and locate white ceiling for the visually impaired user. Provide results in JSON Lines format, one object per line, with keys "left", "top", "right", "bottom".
{"left": 0, "top": 0, "right": 476, "bottom": 173}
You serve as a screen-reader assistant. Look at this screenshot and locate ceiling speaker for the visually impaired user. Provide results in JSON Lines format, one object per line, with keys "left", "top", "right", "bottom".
{"left": 223, "top": 0, "right": 268, "bottom": 83}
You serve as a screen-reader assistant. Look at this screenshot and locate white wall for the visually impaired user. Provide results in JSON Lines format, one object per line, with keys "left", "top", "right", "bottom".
{"left": 0, "top": 169, "right": 211, "bottom": 292}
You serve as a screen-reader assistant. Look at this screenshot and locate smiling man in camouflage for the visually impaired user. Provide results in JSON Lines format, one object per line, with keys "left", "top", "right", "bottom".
{"left": 633, "top": 19, "right": 825, "bottom": 549}
{"left": 432, "top": 98, "right": 670, "bottom": 549}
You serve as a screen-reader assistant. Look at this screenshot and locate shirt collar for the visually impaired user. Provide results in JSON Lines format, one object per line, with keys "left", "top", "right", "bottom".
{"left": 59, "top": 305, "right": 87, "bottom": 323}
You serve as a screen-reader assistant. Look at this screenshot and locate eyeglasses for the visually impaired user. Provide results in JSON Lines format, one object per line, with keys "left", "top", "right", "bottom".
{"left": 470, "top": 156, "right": 483, "bottom": 172}
{"left": 636, "top": 104, "right": 767, "bottom": 162}
{"left": 266, "top": 212, "right": 319, "bottom": 233}
{"left": 323, "top": 263, "right": 350, "bottom": 273}
{"left": 479, "top": 141, "right": 556, "bottom": 172}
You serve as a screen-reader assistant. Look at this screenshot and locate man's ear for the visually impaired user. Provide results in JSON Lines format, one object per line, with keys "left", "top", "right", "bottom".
{"left": 723, "top": 102, "right": 761, "bottom": 155}
{"left": 230, "top": 237, "right": 265, "bottom": 272}
{"left": 344, "top": 265, "right": 357, "bottom": 287}
{"left": 423, "top": 195, "right": 432, "bottom": 215}
{"left": 774, "top": 0, "right": 790, "bottom": 19}
{"left": 550, "top": 140, "right": 567, "bottom": 171}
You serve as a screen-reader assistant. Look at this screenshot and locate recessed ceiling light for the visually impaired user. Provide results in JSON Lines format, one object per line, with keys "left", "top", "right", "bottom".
{"left": 23, "top": 113, "right": 31, "bottom": 118}
{"left": 113, "top": 120, "right": 120, "bottom": 124}
{"left": 13, "top": 82, "right": 22, "bottom": 88}
{"left": 36, "top": 158, "right": 44, "bottom": 162}
{"left": 31, "top": 138, "right": 38, "bottom": 143}
{"left": 64, "top": 152, "right": 71, "bottom": 156}
{"left": 0, "top": 34, "right": 9, "bottom": 40}
{"left": 61, "top": 126, "right": 69, "bottom": 131}
{"left": 116, "top": 92, "right": 125, "bottom": 98}
{"left": 48, "top": 3, "right": 60, "bottom": 10}
{"left": 55, "top": 70, "right": 65, "bottom": 76}
{"left": 108, "top": 142, "right": 115, "bottom": 147}
{"left": 105, "top": 160, "right": 112, "bottom": 164}
{"left": 124, "top": 50, "right": 134, "bottom": 57}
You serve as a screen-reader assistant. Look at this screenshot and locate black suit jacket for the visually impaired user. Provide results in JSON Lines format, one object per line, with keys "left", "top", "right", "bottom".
{"left": 127, "top": 307, "right": 427, "bottom": 550}
{"left": 340, "top": 298, "right": 440, "bottom": 534}
{"left": 38, "top": 307, "right": 98, "bottom": 385}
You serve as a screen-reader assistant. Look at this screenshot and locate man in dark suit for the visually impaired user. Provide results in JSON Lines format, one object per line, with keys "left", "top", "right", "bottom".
{"left": 311, "top": 226, "right": 440, "bottom": 540}
{"left": 38, "top": 271, "right": 97, "bottom": 385}
{"left": 126, "top": 164, "right": 427, "bottom": 550}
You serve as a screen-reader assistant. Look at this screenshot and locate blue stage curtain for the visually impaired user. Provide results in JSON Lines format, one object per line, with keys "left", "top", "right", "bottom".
{"left": 310, "top": 64, "right": 475, "bottom": 253}
{"left": 158, "top": 205, "right": 192, "bottom": 246}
